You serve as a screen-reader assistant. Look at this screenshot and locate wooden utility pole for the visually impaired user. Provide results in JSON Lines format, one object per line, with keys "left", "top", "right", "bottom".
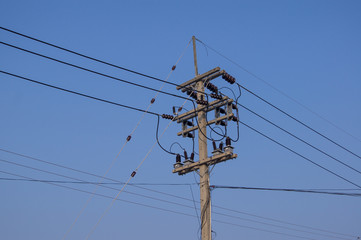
{"left": 193, "top": 36, "right": 212, "bottom": 240}
{"left": 172, "top": 36, "right": 237, "bottom": 240}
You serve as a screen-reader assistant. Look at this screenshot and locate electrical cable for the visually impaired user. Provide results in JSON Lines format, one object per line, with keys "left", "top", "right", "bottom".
{"left": 2, "top": 169, "right": 345, "bottom": 240}
{"left": 0, "top": 41, "right": 193, "bottom": 102}
{"left": 66, "top": 40, "right": 192, "bottom": 239}
{"left": 0, "top": 70, "right": 160, "bottom": 116}
{"left": 0, "top": 147, "right": 356, "bottom": 239}
{"left": 237, "top": 119, "right": 361, "bottom": 189}
{"left": 0, "top": 158, "right": 197, "bottom": 209}
{"left": 195, "top": 37, "right": 361, "bottom": 145}
{"left": 237, "top": 83, "right": 361, "bottom": 160}
{"left": 85, "top": 94, "right": 193, "bottom": 239}
{"left": 0, "top": 26, "right": 210, "bottom": 96}
{"left": 211, "top": 185, "right": 361, "bottom": 197}
{"left": 238, "top": 102, "right": 361, "bottom": 175}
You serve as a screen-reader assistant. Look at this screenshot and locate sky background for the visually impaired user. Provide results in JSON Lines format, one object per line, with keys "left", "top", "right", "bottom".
{"left": 0, "top": 1, "right": 361, "bottom": 240}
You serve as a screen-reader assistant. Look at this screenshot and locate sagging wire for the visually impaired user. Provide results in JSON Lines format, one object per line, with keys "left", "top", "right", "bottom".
{"left": 218, "top": 87, "right": 241, "bottom": 142}
{"left": 83, "top": 39, "right": 194, "bottom": 239}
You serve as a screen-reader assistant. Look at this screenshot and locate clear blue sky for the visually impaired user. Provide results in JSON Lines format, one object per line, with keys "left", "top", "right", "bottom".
{"left": 1, "top": 1, "right": 360, "bottom": 239}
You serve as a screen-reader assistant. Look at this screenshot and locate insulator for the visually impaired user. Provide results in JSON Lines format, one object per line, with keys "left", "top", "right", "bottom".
{"left": 232, "top": 103, "right": 237, "bottom": 110}
{"left": 190, "top": 153, "right": 195, "bottom": 160}
{"left": 219, "top": 108, "right": 226, "bottom": 114}
{"left": 126, "top": 135, "right": 132, "bottom": 141}
{"left": 184, "top": 150, "right": 188, "bottom": 160}
{"left": 176, "top": 154, "right": 181, "bottom": 163}
{"left": 162, "top": 114, "right": 174, "bottom": 120}
{"left": 219, "top": 120, "right": 226, "bottom": 126}
{"left": 187, "top": 133, "right": 194, "bottom": 138}
{"left": 150, "top": 98, "right": 155, "bottom": 104}
{"left": 226, "top": 136, "right": 231, "bottom": 146}
{"left": 172, "top": 65, "right": 176, "bottom": 71}
{"left": 232, "top": 116, "right": 238, "bottom": 122}
{"left": 222, "top": 72, "right": 236, "bottom": 84}
{"left": 187, "top": 90, "right": 197, "bottom": 100}
{"left": 186, "top": 120, "right": 193, "bottom": 126}
{"left": 219, "top": 142, "right": 224, "bottom": 151}
{"left": 131, "top": 171, "right": 136, "bottom": 177}
{"left": 196, "top": 99, "right": 208, "bottom": 105}
{"left": 210, "top": 93, "right": 222, "bottom": 100}
{"left": 172, "top": 106, "right": 176, "bottom": 115}
{"left": 178, "top": 107, "right": 182, "bottom": 112}
{"left": 212, "top": 140, "right": 217, "bottom": 150}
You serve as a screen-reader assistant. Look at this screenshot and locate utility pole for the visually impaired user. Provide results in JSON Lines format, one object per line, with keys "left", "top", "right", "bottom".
{"left": 193, "top": 36, "right": 211, "bottom": 240}
{"left": 171, "top": 36, "right": 238, "bottom": 240}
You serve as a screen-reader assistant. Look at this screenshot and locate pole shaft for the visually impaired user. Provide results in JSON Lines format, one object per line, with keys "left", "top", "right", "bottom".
{"left": 193, "top": 36, "right": 211, "bottom": 240}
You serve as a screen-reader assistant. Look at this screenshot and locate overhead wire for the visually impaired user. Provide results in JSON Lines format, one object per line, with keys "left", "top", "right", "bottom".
{"left": 237, "top": 119, "right": 361, "bottom": 189}
{"left": 1, "top": 169, "right": 345, "bottom": 240}
{"left": 0, "top": 41, "right": 192, "bottom": 102}
{"left": 0, "top": 70, "right": 159, "bottom": 116}
{"left": 0, "top": 147, "right": 356, "bottom": 239}
{"left": 67, "top": 39, "right": 192, "bottom": 239}
{"left": 195, "top": 37, "right": 361, "bottom": 145}
{"left": 84, "top": 45, "right": 197, "bottom": 238}
{"left": 2, "top": 28, "right": 359, "bottom": 238}
{"left": 0, "top": 26, "right": 180, "bottom": 88}
{"left": 237, "top": 102, "right": 361, "bottom": 175}
{"left": 238, "top": 83, "right": 361, "bottom": 161}
{"left": 211, "top": 185, "right": 361, "bottom": 197}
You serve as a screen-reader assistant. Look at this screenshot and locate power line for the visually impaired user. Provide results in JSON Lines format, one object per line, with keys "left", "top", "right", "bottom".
{"left": 0, "top": 41, "right": 191, "bottom": 102}
{"left": 195, "top": 37, "right": 361, "bottom": 145}
{"left": 211, "top": 185, "right": 361, "bottom": 197}
{"left": 3, "top": 177, "right": 359, "bottom": 197}
{"left": 238, "top": 103, "right": 361, "bottom": 175}
{"left": 0, "top": 147, "right": 356, "bottom": 238}
{"left": 2, "top": 169, "right": 338, "bottom": 240}
{"left": 237, "top": 119, "right": 361, "bottom": 189}
{"left": 0, "top": 70, "right": 160, "bottom": 116}
{"left": 238, "top": 84, "right": 361, "bottom": 161}
{"left": 0, "top": 26, "right": 180, "bottom": 88}
{"left": 0, "top": 169, "right": 351, "bottom": 240}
